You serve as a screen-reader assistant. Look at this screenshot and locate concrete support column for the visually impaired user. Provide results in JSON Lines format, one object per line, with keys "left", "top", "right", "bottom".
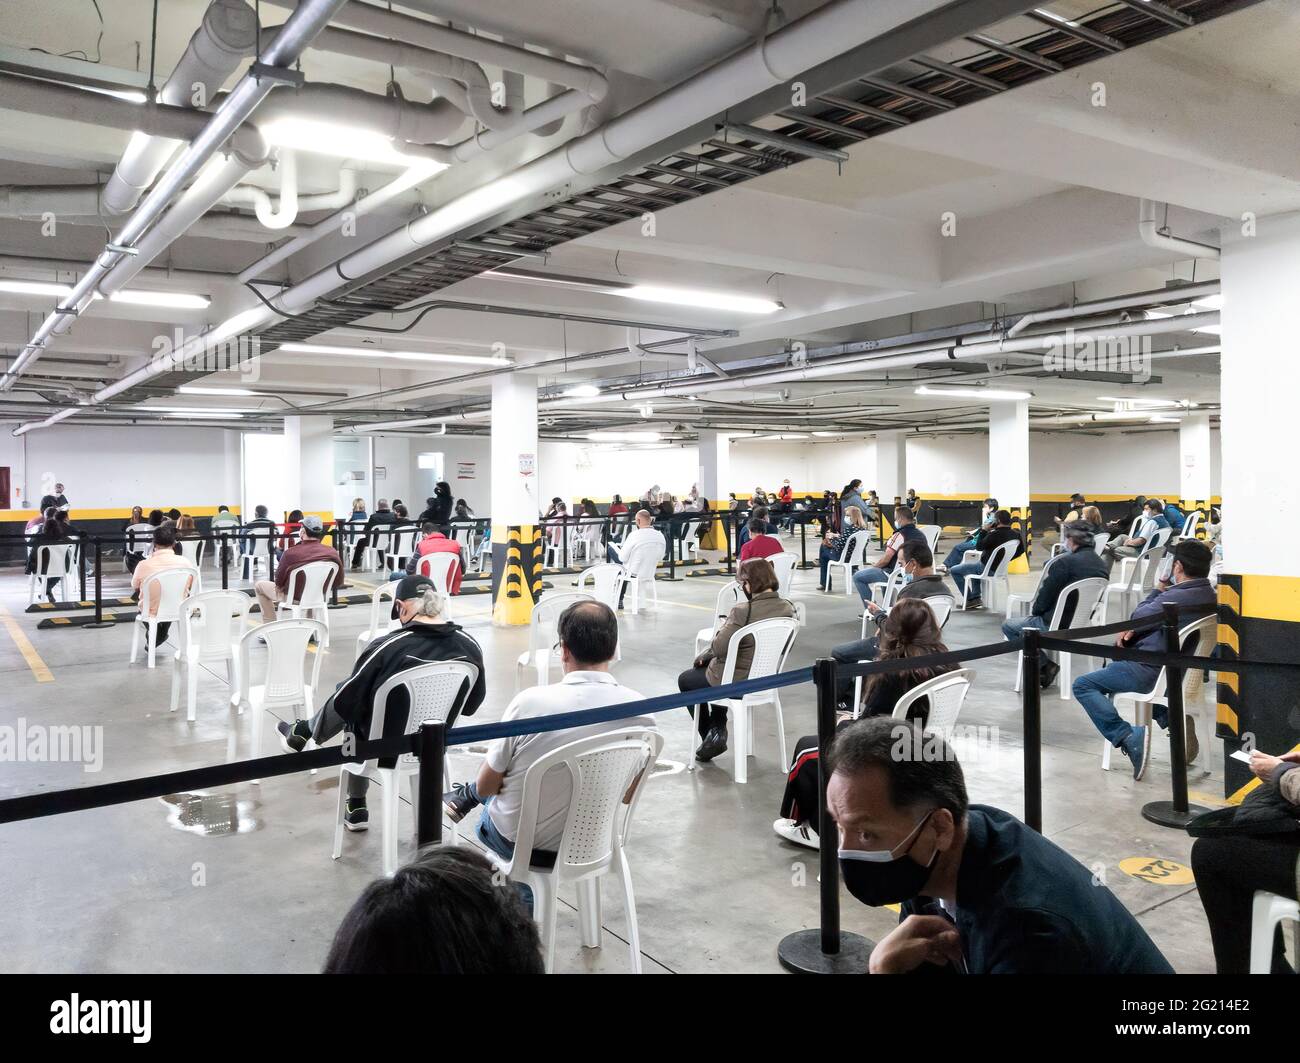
{"left": 1217, "top": 212, "right": 1300, "bottom": 792}
{"left": 1179, "top": 411, "right": 1213, "bottom": 534}
{"left": 875, "top": 430, "right": 907, "bottom": 505}
{"left": 490, "top": 375, "right": 540, "bottom": 624}
{"left": 697, "top": 430, "right": 730, "bottom": 504}
{"left": 283, "top": 415, "right": 334, "bottom": 522}
{"left": 988, "top": 401, "right": 1031, "bottom": 572}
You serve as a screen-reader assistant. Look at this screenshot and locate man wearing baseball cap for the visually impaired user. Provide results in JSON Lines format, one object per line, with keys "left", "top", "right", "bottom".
{"left": 254, "top": 513, "right": 344, "bottom": 623}
{"left": 278, "top": 574, "right": 486, "bottom": 831}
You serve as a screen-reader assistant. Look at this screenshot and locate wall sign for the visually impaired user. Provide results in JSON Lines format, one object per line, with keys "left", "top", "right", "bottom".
{"left": 518, "top": 453, "right": 535, "bottom": 477}
{"left": 457, "top": 461, "right": 477, "bottom": 480}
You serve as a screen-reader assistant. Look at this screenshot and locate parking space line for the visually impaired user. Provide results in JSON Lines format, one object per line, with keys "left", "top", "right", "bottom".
{"left": 0, "top": 605, "right": 54, "bottom": 682}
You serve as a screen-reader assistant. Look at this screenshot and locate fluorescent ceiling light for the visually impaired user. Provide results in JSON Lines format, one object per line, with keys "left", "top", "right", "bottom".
{"left": 0, "top": 279, "right": 73, "bottom": 298}
{"left": 134, "top": 405, "right": 257, "bottom": 415}
{"left": 278, "top": 342, "right": 510, "bottom": 367}
{"left": 564, "top": 384, "right": 601, "bottom": 398}
{"left": 1147, "top": 415, "right": 1182, "bottom": 424}
{"left": 585, "top": 431, "right": 661, "bottom": 443}
{"left": 163, "top": 411, "right": 243, "bottom": 419}
{"left": 748, "top": 432, "right": 809, "bottom": 440}
{"left": 110, "top": 289, "right": 210, "bottom": 309}
{"left": 1192, "top": 295, "right": 1224, "bottom": 311}
{"left": 1090, "top": 410, "right": 1183, "bottom": 422}
{"left": 178, "top": 385, "right": 258, "bottom": 397}
{"left": 616, "top": 285, "right": 780, "bottom": 315}
{"left": 915, "top": 386, "right": 1032, "bottom": 401}
{"left": 1096, "top": 396, "right": 1181, "bottom": 408}
{"left": 260, "top": 117, "right": 449, "bottom": 169}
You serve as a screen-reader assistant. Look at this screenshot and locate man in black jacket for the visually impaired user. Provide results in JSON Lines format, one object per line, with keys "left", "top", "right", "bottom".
{"left": 947, "top": 509, "right": 1022, "bottom": 609}
{"left": 1002, "top": 520, "right": 1108, "bottom": 688}
{"left": 352, "top": 498, "right": 400, "bottom": 568}
{"left": 278, "top": 575, "right": 485, "bottom": 831}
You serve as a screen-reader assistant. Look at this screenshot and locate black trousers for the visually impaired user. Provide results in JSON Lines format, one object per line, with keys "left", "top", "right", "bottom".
{"left": 678, "top": 665, "right": 727, "bottom": 737}
{"left": 1190, "top": 831, "right": 1299, "bottom": 973}
{"left": 831, "top": 635, "right": 879, "bottom": 705}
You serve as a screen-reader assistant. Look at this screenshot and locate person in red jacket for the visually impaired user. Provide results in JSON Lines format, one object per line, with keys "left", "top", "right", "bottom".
{"left": 399, "top": 521, "right": 466, "bottom": 594}
{"left": 255, "top": 515, "right": 343, "bottom": 621}
{"left": 739, "top": 516, "right": 785, "bottom": 562}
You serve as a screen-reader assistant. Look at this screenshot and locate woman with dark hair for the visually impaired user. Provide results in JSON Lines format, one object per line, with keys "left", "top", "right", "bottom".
{"left": 839, "top": 479, "right": 867, "bottom": 526}
{"left": 419, "top": 482, "right": 454, "bottom": 531}
{"left": 774, "top": 598, "right": 954, "bottom": 849}
{"left": 453, "top": 498, "right": 473, "bottom": 521}
{"left": 323, "top": 846, "right": 543, "bottom": 974}
{"left": 278, "top": 509, "right": 304, "bottom": 554}
{"left": 677, "top": 557, "right": 796, "bottom": 763}
{"left": 26, "top": 509, "right": 72, "bottom": 603}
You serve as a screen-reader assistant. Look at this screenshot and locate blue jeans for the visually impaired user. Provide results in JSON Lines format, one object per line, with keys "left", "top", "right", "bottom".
{"left": 818, "top": 544, "right": 836, "bottom": 586}
{"left": 475, "top": 795, "right": 556, "bottom": 912}
{"left": 944, "top": 540, "right": 976, "bottom": 569}
{"left": 1002, "top": 614, "right": 1055, "bottom": 663}
{"left": 852, "top": 565, "right": 890, "bottom": 604}
{"left": 1072, "top": 660, "right": 1164, "bottom": 746}
{"left": 949, "top": 561, "right": 983, "bottom": 600}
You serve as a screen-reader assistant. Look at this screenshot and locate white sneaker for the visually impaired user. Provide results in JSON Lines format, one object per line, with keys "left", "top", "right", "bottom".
{"left": 772, "top": 817, "right": 819, "bottom": 850}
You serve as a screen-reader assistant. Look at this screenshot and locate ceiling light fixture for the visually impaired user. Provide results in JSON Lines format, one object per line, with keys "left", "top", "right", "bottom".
{"left": 177, "top": 386, "right": 258, "bottom": 397}
{"left": 133, "top": 405, "right": 257, "bottom": 415}
{"left": 110, "top": 289, "right": 210, "bottom": 309}
{"left": 0, "top": 279, "right": 74, "bottom": 298}
{"left": 617, "top": 285, "right": 781, "bottom": 315}
{"left": 162, "top": 411, "right": 244, "bottom": 419}
{"left": 585, "top": 431, "right": 661, "bottom": 443}
{"left": 260, "top": 117, "right": 450, "bottom": 169}
{"left": 564, "top": 384, "right": 601, "bottom": 398}
{"left": 278, "top": 342, "right": 510, "bottom": 367}
{"left": 915, "top": 386, "right": 1032, "bottom": 401}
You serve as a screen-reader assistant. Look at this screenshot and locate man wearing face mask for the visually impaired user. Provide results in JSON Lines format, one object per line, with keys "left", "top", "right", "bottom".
{"left": 826, "top": 717, "right": 1173, "bottom": 973}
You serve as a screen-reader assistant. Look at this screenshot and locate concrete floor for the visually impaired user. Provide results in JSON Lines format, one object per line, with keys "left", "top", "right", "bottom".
{"left": 0, "top": 534, "right": 1229, "bottom": 974}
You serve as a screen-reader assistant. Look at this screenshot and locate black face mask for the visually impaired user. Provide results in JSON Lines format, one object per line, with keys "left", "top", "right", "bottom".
{"left": 838, "top": 811, "right": 939, "bottom": 907}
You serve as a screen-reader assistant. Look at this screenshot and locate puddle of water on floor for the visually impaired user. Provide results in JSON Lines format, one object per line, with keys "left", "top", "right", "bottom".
{"left": 160, "top": 791, "right": 263, "bottom": 836}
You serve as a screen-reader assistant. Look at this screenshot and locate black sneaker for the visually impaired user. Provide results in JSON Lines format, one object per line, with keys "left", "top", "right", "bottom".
{"left": 442, "top": 781, "right": 480, "bottom": 823}
{"left": 277, "top": 719, "right": 312, "bottom": 753}
{"left": 344, "top": 799, "right": 369, "bottom": 832}
{"left": 1039, "top": 660, "right": 1060, "bottom": 689}
{"left": 965, "top": 598, "right": 985, "bottom": 611}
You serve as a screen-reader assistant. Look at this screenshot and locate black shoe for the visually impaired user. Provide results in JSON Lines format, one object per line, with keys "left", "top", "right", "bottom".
{"left": 965, "top": 599, "right": 985, "bottom": 611}
{"left": 442, "top": 781, "right": 480, "bottom": 823}
{"left": 1039, "top": 660, "right": 1060, "bottom": 689}
{"left": 344, "top": 799, "right": 369, "bottom": 832}
{"left": 695, "top": 725, "right": 729, "bottom": 763}
{"left": 277, "top": 719, "right": 312, "bottom": 753}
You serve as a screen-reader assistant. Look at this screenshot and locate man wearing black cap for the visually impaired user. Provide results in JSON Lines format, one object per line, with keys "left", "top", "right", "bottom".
{"left": 278, "top": 574, "right": 485, "bottom": 831}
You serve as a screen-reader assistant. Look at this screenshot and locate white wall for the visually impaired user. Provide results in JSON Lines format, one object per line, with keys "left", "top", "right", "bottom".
{"left": 0, "top": 424, "right": 240, "bottom": 511}
{"left": 1031, "top": 429, "right": 1222, "bottom": 497}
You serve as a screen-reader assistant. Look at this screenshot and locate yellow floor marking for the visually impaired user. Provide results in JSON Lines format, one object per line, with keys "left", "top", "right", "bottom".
{"left": 652, "top": 598, "right": 714, "bottom": 612}
{"left": 0, "top": 605, "right": 54, "bottom": 683}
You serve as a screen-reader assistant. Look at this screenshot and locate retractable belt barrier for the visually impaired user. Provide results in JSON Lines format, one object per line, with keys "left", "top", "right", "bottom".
{"left": 2, "top": 596, "right": 1291, "bottom": 975}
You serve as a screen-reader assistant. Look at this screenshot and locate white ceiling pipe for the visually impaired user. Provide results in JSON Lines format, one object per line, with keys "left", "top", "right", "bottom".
{"left": 1138, "top": 198, "right": 1220, "bottom": 260}
{"left": 268, "top": 0, "right": 610, "bottom": 99}
{"left": 1, "top": 0, "right": 347, "bottom": 396}
{"left": 102, "top": 0, "right": 259, "bottom": 215}
{"left": 26, "top": 0, "right": 954, "bottom": 427}
{"left": 0, "top": 253, "right": 221, "bottom": 285}
{"left": 245, "top": 81, "right": 468, "bottom": 147}
{"left": 222, "top": 159, "right": 357, "bottom": 228}
{"left": 1003, "top": 280, "right": 1220, "bottom": 338}
{"left": 954, "top": 311, "right": 1220, "bottom": 359}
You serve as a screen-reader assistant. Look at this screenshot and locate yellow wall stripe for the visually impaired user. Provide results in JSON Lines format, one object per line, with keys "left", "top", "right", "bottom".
{"left": 1241, "top": 574, "right": 1300, "bottom": 623}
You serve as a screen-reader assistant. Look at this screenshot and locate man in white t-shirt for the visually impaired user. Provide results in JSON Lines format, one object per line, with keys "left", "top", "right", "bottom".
{"left": 443, "top": 600, "right": 656, "bottom": 893}
{"left": 605, "top": 507, "right": 664, "bottom": 565}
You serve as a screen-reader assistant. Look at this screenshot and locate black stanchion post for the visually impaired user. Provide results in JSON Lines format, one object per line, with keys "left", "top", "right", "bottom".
{"left": 1142, "top": 602, "right": 1210, "bottom": 828}
{"left": 725, "top": 510, "right": 735, "bottom": 576}
{"left": 84, "top": 539, "right": 112, "bottom": 629}
{"left": 1021, "top": 627, "right": 1044, "bottom": 833}
{"left": 266, "top": 530, "right": 276, "bottom": 582}
{"left": 778, "top": 657, "right": 873, "bottom": 974}
{"left": 78, "top": 535, "right": 88, "bottom": 603}
{"left": 416, "top": 719, "right": 446, "bottom": 847}
{"left": 799, "top": 519, "right": 810, "bottom": 570}
{"left": 667, "top": 520, "right": 679, "bottom": 581}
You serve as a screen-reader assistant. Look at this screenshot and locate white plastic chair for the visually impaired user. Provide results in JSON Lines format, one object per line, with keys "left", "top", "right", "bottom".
{"left": 385, "top": 527, "right": 419, "bottom": 572}
{"left": 515, "top": 592, "right": 596, "bottom": 690}
{"left": 544, "top": 522, "right": 576, "bottom": 568}
{"left": 356, "top": 583, "right": 398, "bottom": 659}
{"left": 1116, "top": 526, "right": 1173, "bottom": 586}
{"left": 956, "top": 538, "right": 1018, "bottom": 611}
{"left": 1103, "top": 546, "right": 1167, "bottom": 623}
{"left": 170, "top": 590, "right": 254, "bottom": 721}
{"left": 1250, "top": 890, "right": 1300, "bottom": 973}
{"left": 176, "top": 537, "right": 205, "bottom": 568}
{"left": 238, "top": 539, "right": 268, "bottom": 581}
{"left": 869, "top": 564, "right": 908, "bottom": 609}
{"left": 234, "top": 617, "right": 326, "bottom": 759}
{"left": 578, "top": 563, "right": 622, "bottom": 609}
{"left": 1101, "top": 615, "right": 1217, "bottom": 772}
{"left": 416, "top": 552, "right": 461, "bottom": 619}
{"left": 333, "top": 660, "right": 480, "bottom": 876}
{"left": 925, "top": 594, "right": 955, "bottom": 629}
{"left": 695, "top": 580, "right": 744, "bottom": 656}
{"left": 130, "top": 565, "right": 199, "bottom": 668}
{"left": 484, "top": 727, "right": 663, "bottom": 974}
{"left": 680, "top": 519, "right": 704, "bottom": 561}
{"left": 1179, "top": 511, "right": 1202, "bottom": 542}
{"left": 1006, "top": 554, "right": 1059, "bottom": 619}
{"left": 917, "top": 524, "right": 942, "bottom": 554}
{"left": 28, "top": 543, "right": 76, "bottom": 604}
{"left": 825, "top": 530, "right": 870, "bottom": 595}
{"left": 687, "top": 615, "right": 798, "bottom": 784}
{"left": 769, "top": 552, "right": 797, "bottom": 598}
{"left": 613, "top": 541, "right": 660, "bottom": 614}
{"left": 1011, "top": 577, "right": 1109, "bottom": 697}
{"left": 890, "top": 668, "right": 974, "bottom": 732}
{"left": 275, "top": 559, "right": 337, "bottom": 647}
{"left": 362, "top": 528, "right": 391, "bottom": 572}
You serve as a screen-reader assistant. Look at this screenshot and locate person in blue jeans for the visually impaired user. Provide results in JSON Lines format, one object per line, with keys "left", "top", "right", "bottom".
{"left": 817, "top": 504, "right": 868, "bottom": 589}
{"left": 853, "top": 504, "right": 926, "bottom": 604}
{"left": 949, "top": 509, "right": 1022, "bottom": 609}
{"left": 1071, "top": 540, "right": 1216, "bottom": 780}
{"left": 941, "top": 498, "right": 997, "bottom": 570}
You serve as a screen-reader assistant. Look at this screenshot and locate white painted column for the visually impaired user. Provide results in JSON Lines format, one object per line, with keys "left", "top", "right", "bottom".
{"left": 490, "top": 374, "right": 539, "bottom": 525}
{"left": 697, "top": 430, "right": 731, "bottom": 504}
{"left": 988, "top": 400, "right": 1030, "bottom": 570}
{"left": 1221, "top": 215, "right": 1300, "bottom": 577}
{"left": 1179, "top": 411, "right": 1213, "bottom": 511}
{"left": 875, "top": 430, "right": 907, "bottom": 503}
{"left": 283, "top": 415, "right": 334, "bottom": 518}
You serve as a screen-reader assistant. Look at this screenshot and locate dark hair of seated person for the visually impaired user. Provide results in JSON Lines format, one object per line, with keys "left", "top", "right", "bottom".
{"left": 153, "top": 522, "right": 178, "bottom": 549}
{"left": 861, "top": 598, "right": 950, "bottom": 712}
{"left": 322, "top": 846, "right": 543, "bottom": 974}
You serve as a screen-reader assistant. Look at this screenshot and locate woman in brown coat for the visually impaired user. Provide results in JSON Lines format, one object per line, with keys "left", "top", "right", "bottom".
{"left": 677, "top": 557, "right": 796, "bottom": 763}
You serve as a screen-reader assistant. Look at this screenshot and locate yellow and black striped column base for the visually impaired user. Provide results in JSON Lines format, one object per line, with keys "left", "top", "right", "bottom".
{"left": 491, "top": 524, "right": 542, "bottom": 626}
{"left": 1007, "top": 504, "right": 1031, "bottom": 574}
{"left": 1216, "top": 572, "right": 1300, "bottom": 796}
